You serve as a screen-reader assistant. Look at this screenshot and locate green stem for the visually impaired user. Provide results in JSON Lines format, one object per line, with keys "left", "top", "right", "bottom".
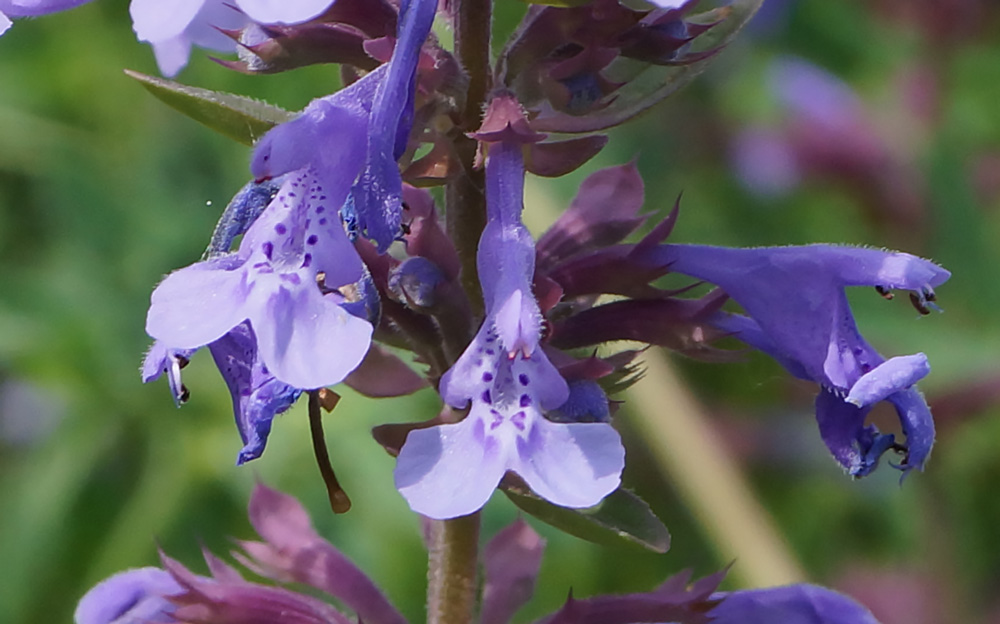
{"left": 427, "top": 513, "right": 482, "bottom": 624}
{"left": 446, "top": 0, "right": 493, "bottom": 317}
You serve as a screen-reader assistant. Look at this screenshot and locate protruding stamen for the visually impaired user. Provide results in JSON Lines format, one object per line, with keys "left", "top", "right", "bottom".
{"left": 875, "top": 285, "right": 894, "bottom": 300}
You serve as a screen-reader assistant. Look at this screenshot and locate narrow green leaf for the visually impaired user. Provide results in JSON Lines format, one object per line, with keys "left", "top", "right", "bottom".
{"left": 124, "top": 70, "right": 294, "bottom": 146}
{"left": 502, "top": 482, "right": 671, "bottom": 553}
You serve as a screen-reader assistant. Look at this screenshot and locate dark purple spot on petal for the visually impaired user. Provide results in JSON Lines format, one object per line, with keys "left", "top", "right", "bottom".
{"left": 319, "top": 218, "right": 328, "bottom": 226}
{"left": 482, "top": 372, "right": 493, "bottom": 382}
{"left": 275, "top": 224, "right": 287, "bottom": 235}
{"left": 262, "top": 241, "right": 273, "bottom": 260}
{"left": 518, "top": 374, "right": 530, "bottom": 386}
{"left": 481, "top": 389, "right": 492, "bottom": 405}
{"left": 307, "top": 234, "right": 318, "bottom": 245}
{"left": 485, "top": 349, "right": 495, "bottom": 356}
{"left": 301, "top": 253, "right": 312, "bottom": 269}
{"left": 520, "top": 394, "right": 531, "bottom": 407}
{"left": 316, "top": 205, "right": 325, "bottom": 214}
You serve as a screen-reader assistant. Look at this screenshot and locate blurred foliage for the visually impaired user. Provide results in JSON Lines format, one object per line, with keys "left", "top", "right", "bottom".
{"left": 2, "top": 1, "right": 1000, "bottom": 624}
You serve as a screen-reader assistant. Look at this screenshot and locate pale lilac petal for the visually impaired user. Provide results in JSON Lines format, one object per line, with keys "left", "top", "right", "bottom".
{"left": 146, "top": 258, "right": 250, "bottom": 350}
{"left": 846, "top": 353, "right": 930, "bottom": 408}
{"left": 249, "top": 285, "right": 372, "bottom": 389}
{"left": 236, "top": 0, "right": 333, "bottom": 24}
{"left": 2, "top": 0, "right": 91, "bottom": 17}
{"left": 149, "top": 35, "right": 193, "bottom": 78}
{"left": 0, "top": 14, "right": 11, "bottom": 35}
{"left": 74, "top": 567, "right": 180, "bottom": 624}
{"left": 511, "top": 419, "right": 623, "bottom": 509}
{"left": 129, "top": 0, "right": 204, "bottom": 42}
{"left": 481, "top": 519, "right": 545, "bottom": 624}
{"left": 395, "top": 415, "right": 508, "bottom": 519}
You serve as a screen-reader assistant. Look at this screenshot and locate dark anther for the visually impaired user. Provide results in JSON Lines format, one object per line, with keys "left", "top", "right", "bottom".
{"left": 539, "top": 319, "right": 552, "bottom": 342}
{"left": 400, "top": 222, "right": 412, "bottom": 236}
{"left": 875, "top": 285, "right": 894, "bottom": 300}
{"left": 178, "top": 385, "right": 191, "bottom": 404}
{"left": 923, "top": 287, "right": 936, "bottom": 302}
{"left": 909, "top": 291, "right": 931, "bottom": 315}
{"left": 890, "top": 441, "right": 910, "bottom": 465}
{"left": 176, "top": 355, "right": 190, "bottom": 369}
{"left": 402, "top": 201, "right": 411, "bottom": 211}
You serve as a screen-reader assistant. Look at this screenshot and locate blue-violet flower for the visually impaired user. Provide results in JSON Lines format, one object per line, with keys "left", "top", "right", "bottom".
{"left": 394, "top": 141, "right": 624, "bottom": 519}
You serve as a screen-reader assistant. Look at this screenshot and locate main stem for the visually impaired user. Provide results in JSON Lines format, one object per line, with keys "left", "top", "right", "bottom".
{"left": 446, "top": 0, "right": 493, "bottom": 317}
{"left": 426, "top": 513, "right": 482, "bottom": 624}
{"left": 427, "top": 2, "right": 492, "bottom": 623}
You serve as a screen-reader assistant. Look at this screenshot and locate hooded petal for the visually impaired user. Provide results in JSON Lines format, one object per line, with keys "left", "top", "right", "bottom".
{"left": 395, "top": 414, "right": 509, "bottom": 519}
{"left": 351, "top": 0, "right": 437, "bottom": 251}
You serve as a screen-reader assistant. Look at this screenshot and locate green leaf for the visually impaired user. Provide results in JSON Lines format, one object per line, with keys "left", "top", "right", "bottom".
{"left": 502, "top": 482, "right": 671, "bottom": 552}
{"left": 124, "top": 70, "right": 294, "bottom": 146}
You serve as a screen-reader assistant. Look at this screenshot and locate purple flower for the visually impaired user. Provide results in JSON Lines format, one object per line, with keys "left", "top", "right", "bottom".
{"left": 146, "top": 164, "right": 373, "bottom": 391}
{"left": 350, "top": 0, "right": 437, "bottom": 251}
{"left": 128, "top": 0, "right": 335, "bottom": 76}
{"left": 394, "top": 141, "right": 624, "bottom": 520}
{"left": 651, "top": 243, "right": 949, "bottom": 476}
{"left": 0, "top": 0, "right": 93, "bottom": 36}
{"left": 74, "top": 484, "right": 406, "bottom": 624}
{"left": 710, "top": 585, "right": 882, "bottom": 624}
{"left": 74, "top": 567, "right": 181, "bottom": 624}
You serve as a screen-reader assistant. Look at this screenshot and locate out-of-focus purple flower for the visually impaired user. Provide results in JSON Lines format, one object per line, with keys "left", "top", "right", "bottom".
{"left": 651, "top": 243, "right": 949, "bottom": 476}
{"left": 394, "top": 140, "right": 624, "bottom": 520}
{"left": 350, "top": 0, "right": 437, "bottom": 252}
{"left": 128, "top": 0, "right": 335, "bottom": 76}
{"left": 709, "top": 585, "right": 882, "bottom": 624}
{"left": 0, "top": 0, "right": 93, "bottom": 36}
{"left": 74, "top": 484, "right": 406, "bottom": 624}
{"left": 74, "top": 567, "right": 181, "bottom": 624}
{"left": 146, "top": 165, "right": 373, "bottom": 391}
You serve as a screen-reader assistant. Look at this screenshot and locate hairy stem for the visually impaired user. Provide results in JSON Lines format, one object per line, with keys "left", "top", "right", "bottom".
{"left": 446, "top": 0, "right": 493, "bottom": 318}
{"left": 427, "top": 513, "right": 482, "bottom": 624}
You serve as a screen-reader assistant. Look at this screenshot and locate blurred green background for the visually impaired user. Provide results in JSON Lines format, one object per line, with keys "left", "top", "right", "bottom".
{"left": 2, "top": 1, "right": 1000, "bottom": 622}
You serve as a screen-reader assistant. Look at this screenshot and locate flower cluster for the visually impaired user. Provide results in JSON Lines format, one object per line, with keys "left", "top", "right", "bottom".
{"left": 12, "top": 0, "right": 954, "bottom": 621}
{"left": 76, "top": 483, "right": 882, "bottom": 624}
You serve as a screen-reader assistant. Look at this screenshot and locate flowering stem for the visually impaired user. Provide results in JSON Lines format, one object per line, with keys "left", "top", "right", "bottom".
{"left": 426, "top": 513, "right": 481, "bottom": 624}
{"left": 446, "top": 0, "right": 492, "bottom": 317}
